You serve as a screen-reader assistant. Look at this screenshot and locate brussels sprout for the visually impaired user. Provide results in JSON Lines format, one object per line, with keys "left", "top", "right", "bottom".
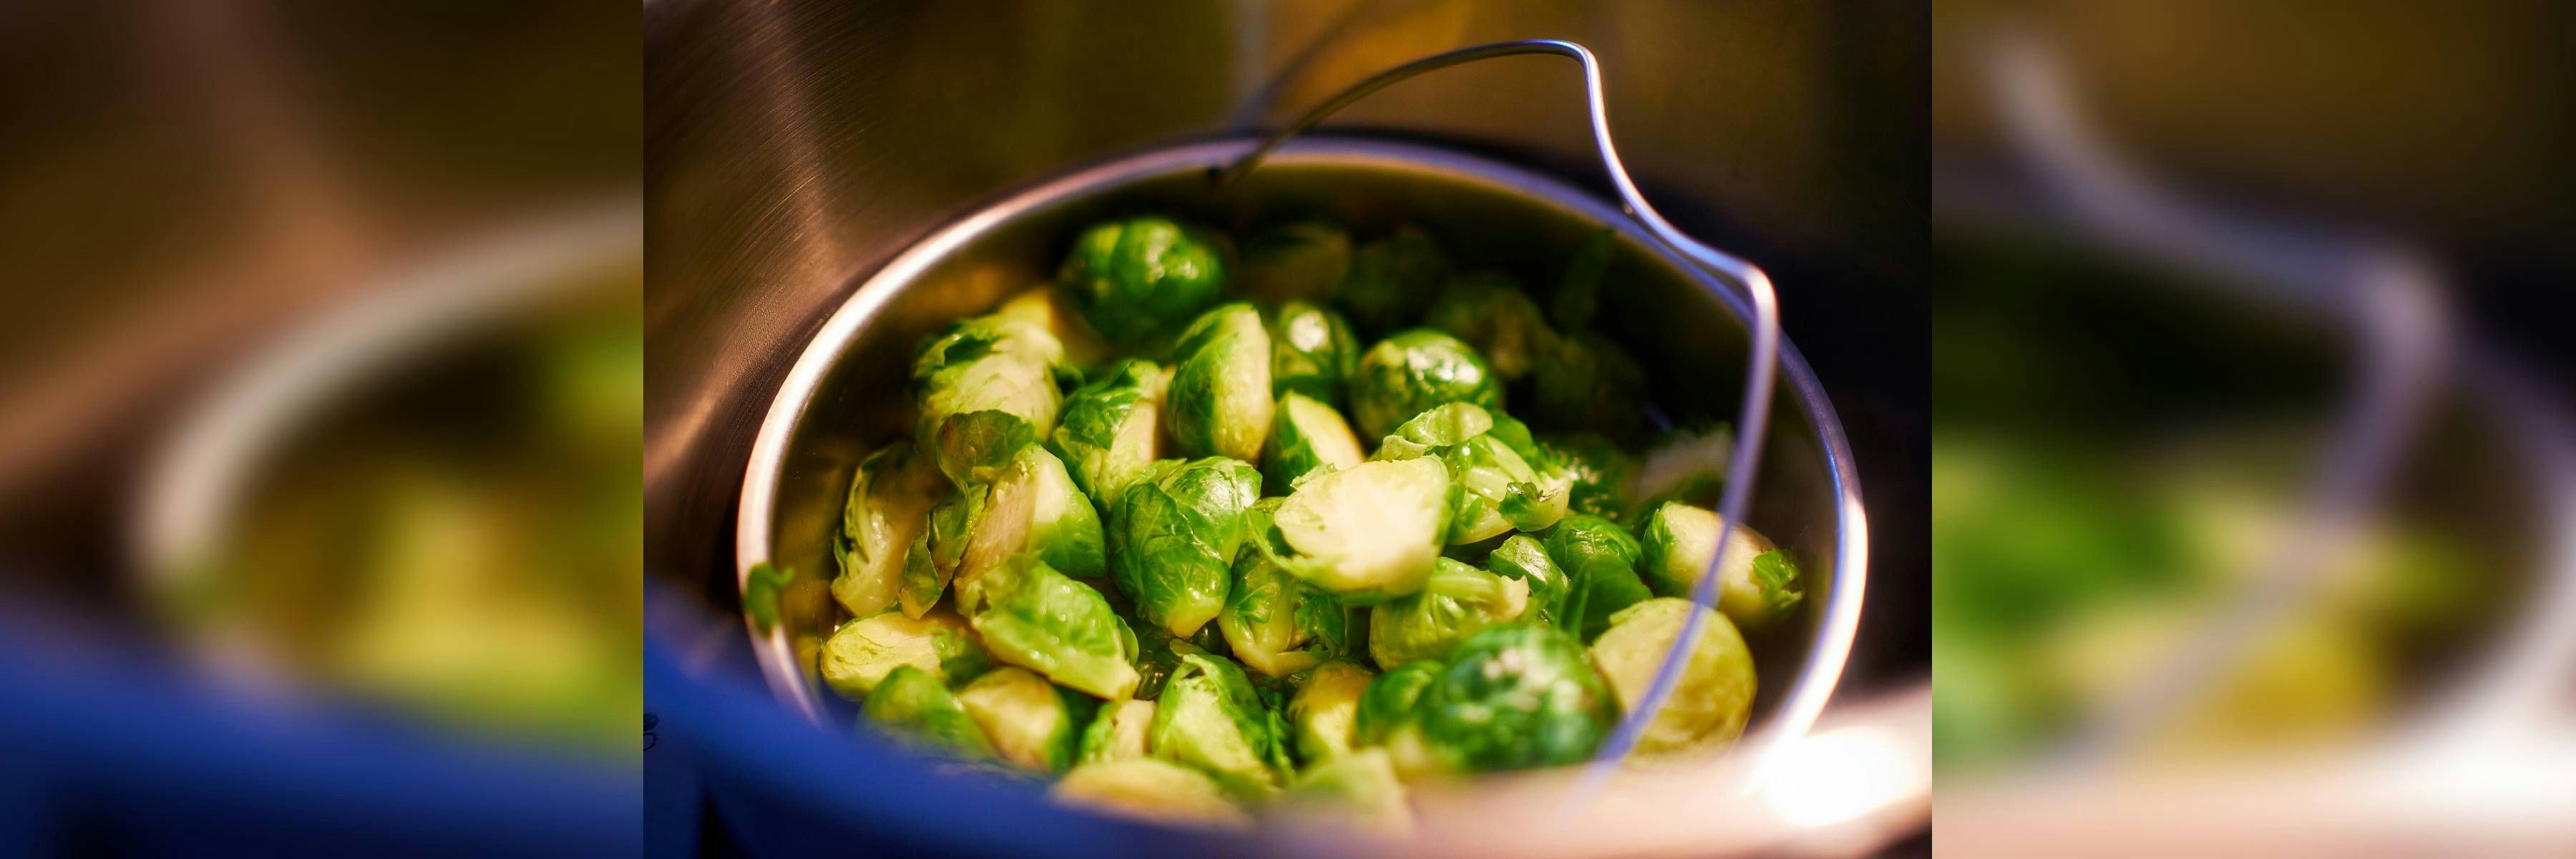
{"left": 1264, "top": 457, "right": 1452, "bottom": 603}
{"left": 1369, "top": 558, "right": 1531, "bottom": 669}
{"left": 1638, "top": 502, "right": 1805, "bottom": 631}
{"left": 1133, "top": 621, "right": 1232, "bottom": 701}
{"left": 1369, "top": 401, "right": 1493, "bottom": 461}
{"left": 1165, "top": 303, "right": 1274, "bottom": 462}
{"left": 1058, "top": 216, "right": 1231, "bottom": 348}
{"left": 1286, "top": 659, "right": 1376, "bottom": 763}
{"left": 1335, "top": 225, "right": 1450, "bottom": 335}
{"left": 831, "top": 442, "right": 950, "bottom": 617}
{"left": 1528, "top": 332, "right": 1647, "bottom": 440}
{"left": 1109, "top": 457, "right": 1262, "bottom": 638}
{"left": 862, "top": 665, "right": 997, "bottom": 759}
{"left": 1587, "top": 598, "right": 1757, "bottom": 757}
{"left": 1372, "top": 404, "right": 1571, "bottom": 543}
{"left": 1261, "top": 392, "right": 1364, "bottom": 495}
{"left": 1280, "top": 747, "right": 1413, "bottom": 835}
{"left": 1410, "top": 623, "right": 1619, "bottom": 772}
{"left": 1551, "top": 228, "right": 1616, "bottom": 331}
{"left": 1424, "top": 271, "right": 1556, "bottom": 382}
{"left": 1052, "top": 759, "right": 1250, "bottom": 830}
{"left": 912, "top": 315, "right": 1070, "bottom": 487}
{"left": 955, "top": 666, "right": 1086, "bottom": 772}
{"left": 1348, "top": 329, "right": 1504, "bottom": 440}
{"left": 899, "top": 490, "right": 985, "bottom": 617}
{"left": 995, "top": 285, "right": 1112, "bottom": 371}
{"left": 1353, "top": 659, "right": 1443, "bottom": 747}
{"left": 1240, "top": 220, "right": 1352, "bottom": 305}
{"left": 1077, "top": 699, "right": 1156, "bottom": 764}
{"left": 1269, "top": 300, "right": 1360, "bottom": 407}
{"left": 1486, "top": 534, "right": 1575, "bottom": 632}
{"left": 912, "top": 311, "right": 1072, "bottom": 382}
{"left": 1221, "top": 500, "right": 1353, "bottom": 678}
{"left": 1148, "top": 652, "right": 1294, "bottom": 796}
{"left": 819, "top": 609, "right": 992, "bottom": 700}
{"left": 1048, "top": 358, "right": 1169, "bottom": 513}
{"left": 1541, "top": 433, "right": 1639, "bottom": 518}
{"left": 948, "top": 444, "right": 1107, "bottom": 613}
{"left": 1545, "top": 513, "right": 1654, "bottom": 641}
{"left": 1631, "top": 422, "right": 1735, "bottom": 515}
{"left": 967, "top": 554, "right": 1142, "bottom": 700}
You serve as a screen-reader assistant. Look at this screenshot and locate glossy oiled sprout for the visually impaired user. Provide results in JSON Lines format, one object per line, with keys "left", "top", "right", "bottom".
{"left": 1221, "top": 500, "right": 1352, "bottom": 678}
{"left": 955, "top": 666, "right": 1086, "bottom": 773}
{"left": 862, "top": 665, "right": 997, "bottom": 760}
{"left": 947, "top": 444, "right": 1106, "bottom": 614}
{"left": 1262, "top": 457, "right": 1452, "bottom": 603}
{"left": 911, "top": 314, "right": 1072, "bottom": 489}
{"left": 1285, "top": 659, "right": 1376, "bottom": 762}
{"left": 1058, "top": 216, "right": 1231, "bottom": 349}
{"left": 1348, "top": 329, "right": 1503, "bottom": 440}
{"left": 1110, "top": 457, "right": 1263, "bottom": 638}
{"left": 831, "top": 442, "right": 948, "bottom": 618}
{"left": 1259, "top": 391, "right": 1364, "bottom": 495}
{"left": 1267, "top": 300, "right": 1360, "bottom": 408}
{"left": 1424, "top": 271, "right": 1556, "bottom": 382}
{"left": 1638, "top": 501, "right": 1805, "bottom": 631}
{"left": 1239, "top": 221, "right": 1352, "bottom": 306}
{"left": 1148, "top": 652, "right": 1294, "bottom": 797}
{"left": 1352, "top": 659, "right": 1443, "bottom": 748}
{"left": 1165, "top": 302, "right": 1275, "bottom": 462}
{"left": 1544, "top": 514, "right": 1654, "bottom": 642}
{"left": 1588, "top": 598, "right": 1756, "bottom": 757}
{"left": 1369, "top": 558, "right": 1530, "bottom": 669}
{"left": 1397, "top": 622, "right": 1618, "bottom": 774}
{"left": 967, "top": 554, "right": 1141, "bottom": 700}
{"left": 1048, "top": 358, "right": 1169, "bottom": 513}
{"left": 818, "top": 610, "right": 991, "bottom": 700}
{"left": 1485, "top": 534, "right": 1575, "bottom": 633}
{"left": 1372, "top": 403, "right": 1572, "bottom": 545}
{"left": 1541, "top": 433, "right": 1639, "bottom": 519}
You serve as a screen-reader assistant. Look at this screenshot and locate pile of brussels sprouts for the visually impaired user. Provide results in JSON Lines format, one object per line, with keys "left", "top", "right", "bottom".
{"left": 812, "top": 215, "right": 1807, "bottom": 830}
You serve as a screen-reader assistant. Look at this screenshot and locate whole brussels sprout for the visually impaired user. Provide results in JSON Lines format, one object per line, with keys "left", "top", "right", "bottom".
{"left": 1109, "top": 457, "right": 1263, "bottom": 638}
{"left": 1348, "top": 329, "right": 1503, "bottom": 440}
{"left": 1239, "top": 220, "right": 1352, "bottom": 305}
{"left": 1280, "top": 747, "right": 1413, "bottom": 835}
{"left": 1588, "top": 598, "right": 1757, "bottom": 757}
{"left": 1335, "top": 225, "right": 1450, "bottom": 335}
{"left": 1058, "top": 216, "right": 1231, "bottom": 348}
{"left": 1165, "top": 303, "right": 1274, "bottom": 462}
{"left": 967, "top": 554, "right": 1142, "bottom": 700}
{"left": 1268, "top": 300, "right": 1360, "bottom": 407}
{"left": 862, "top": 665, "right": 997, "bottom": 760}
{"left": 1424, "top": 271, "right": 1556, "bottom": 382}
{"left": 1372, "top": 403, "right": 1572, "bottom": 544}
{"left": 1076, "top": 699, "right": 1156, "bottom": 765}
{"left": 1051, "top": 758, "right": 1250, "bottom": 830}
{"left": 1541, "top": 433, "right": 1639, "bottom": 519}
{"left": 1148, "top": 652, "right": 1294, "bottom": 796}
{"left": 948, "top": 444, "right": 1107, "bottom": 613}
{"left": 1286, "top": 659, "right": 1375, "bottom": 763}
{"left": 1221, "top": 500, "right": 1353, "bottom": 678}
{"left": 1486, "top": 534, "right": 1575, "bottom": 632}
{"left": 1528, "top": 331, "right": 1647, "bottom": 440}
{"left": 912, "top": 311, "right": 1072, "bottom": 382}
{"left": 1048, "top": 359, "right": 1169, "bottom": 514}
{"left": 819, "top": 609, "right": 992, "bottom": 700}
{"left": 1369, "top": 558, "right": 1531, "bottom": 669}
{"left": 1407, "top": 622, "right": 1619, "bottom": 772}
{"left": 1549, "top": 228, "right": 1617, "bottom": 332}
{"left": 1263, "top": 457, "right": 1452, "bottom": 603}
{"left": 1638, "top": 502, "right": 1805, "bottom": 631}
{"left": 1545, "top": 513, "right": 1654, "bottom": 641}
{"left": 995, "top": 285, "right": 1112, "bottom": 371}
{"left": 1353, "top": 659, "right": 1443, "bottom": 747}
{"left": 955, "top": 666, "right": 1088, "bottom": 772}
{"left": 1260, "top": 391, "right": 1364, "bottom": 495}
{"left": 831, "top": 442, "right": 950, "bottom": 617}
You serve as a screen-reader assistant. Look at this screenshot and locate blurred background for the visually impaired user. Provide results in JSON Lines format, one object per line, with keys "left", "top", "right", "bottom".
{"left": 0, "top": 1, "right": 640, "bottom": 855}
{"left": 1930, "top": 1, "right": 2576, "bottom": 855}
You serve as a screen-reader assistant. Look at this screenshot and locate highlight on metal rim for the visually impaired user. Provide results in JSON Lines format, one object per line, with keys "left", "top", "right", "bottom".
{"left": 1213, "top": 39, "right": 1788, "bottom": 788}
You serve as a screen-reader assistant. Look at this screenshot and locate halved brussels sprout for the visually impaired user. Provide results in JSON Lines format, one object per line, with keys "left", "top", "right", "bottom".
{"left": 1372, "top": 403, "right": 1571, "bottom": 543}
{"left": 1424, "top": 271, "right": 1556, "bottom": 382}
{"left": 1369, "top": 558, "right": 1530, "bottom": 669}
{"left": 1132, "top": 621, "right": 1232, "bottom": 701}
{"left": 1260, "top": 391, "right": 1364, "bottom": 495}
{"left": 819, "top": 609, "right": 992, "bottom": 700}
{"left": 955, "top": 666, "right": 1085, "bottom": 772}
{"left": 1048, "top": 359, "right": 1168, "bottom": 513}
{"left": 862, "top": 665, "right": 997, "bottom": 759}
{"left": 1528, "top": 331, "right": 1646, "bottom": 439}
{"left": 1631, "top": 422, "right": 1735, "bottom": 515}
{"left": 1077, "top": 699, "right": 1156, "bottom": 765}
{"left": 1165, "top": 302, "right": 1274, "bottom": 462}
{"left": 1239, "top": 220, "right": 1352, "bottom": 305}
{"left": 1638, "top": 502, "right": 1805, "bottom": 631}
{"left": 1541, "top": 433, "right": 1639, "bottom": 519}
{"left": 1148, "top": 652, "right": 1294, "bottom": 797}
{"left": 1335, "top": 225, "right": 1449, "bottom": 335}
{"left": 967, "top": 554, "right": 1141, "bottom": 700}
{"left": 995, "top": 286, "right": 1112, "bottom": 371}
{"left": 899, "top": 490, "right": 985, "bottom": 617}
{"left": 1286, "top": 659, "right": 1376, "bottom": 763}
{"left": 831, "top": 442, "right": 950, "bottom": 617}
{"left": 1279, "top": 747, "right": 1413, "bottom": 835}
{"left": 1221, "top": 500, "right": 1352, "bottom": 678}
{"left": 1264, "top": 457, "right": 1452, "bottom": 603}
{"left": 1052, "top": 758, "right": 1250, "bottom": 830}
{"left": 1058, "top": 216, "right": 1231, "bottom": 348}
{"left": 1348, "top": 329, "right": 1503, "bottom": 440}
{"left": 1587, "top": 598, "right": 1757, "bottom": 757}
{"left": 1353, "top": 659, "right": 1443, "bottom": 747}
{"left": 1269, "top": 300, "right": 1360, "bottom": 407}
{"left": 1486, "top": 534, "right": 1574, "bottom": 633}
{"left": 912, "top": 314, "right": 1069, "bottom": 488}
{"left": 1410, "top": 622, "right": 1618, "bottom": 772}
{"left": 950, "top": 444, "right": 1106, "bottom": 613}
{"left": 1109, "top": 457, "right": 1262, "bottom": 638}
{"left": 1544, "top": 514, "right": 1654, "bottom": 642}
{"left": 912, "top": 311, "right": 1071, "bottom": 383}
